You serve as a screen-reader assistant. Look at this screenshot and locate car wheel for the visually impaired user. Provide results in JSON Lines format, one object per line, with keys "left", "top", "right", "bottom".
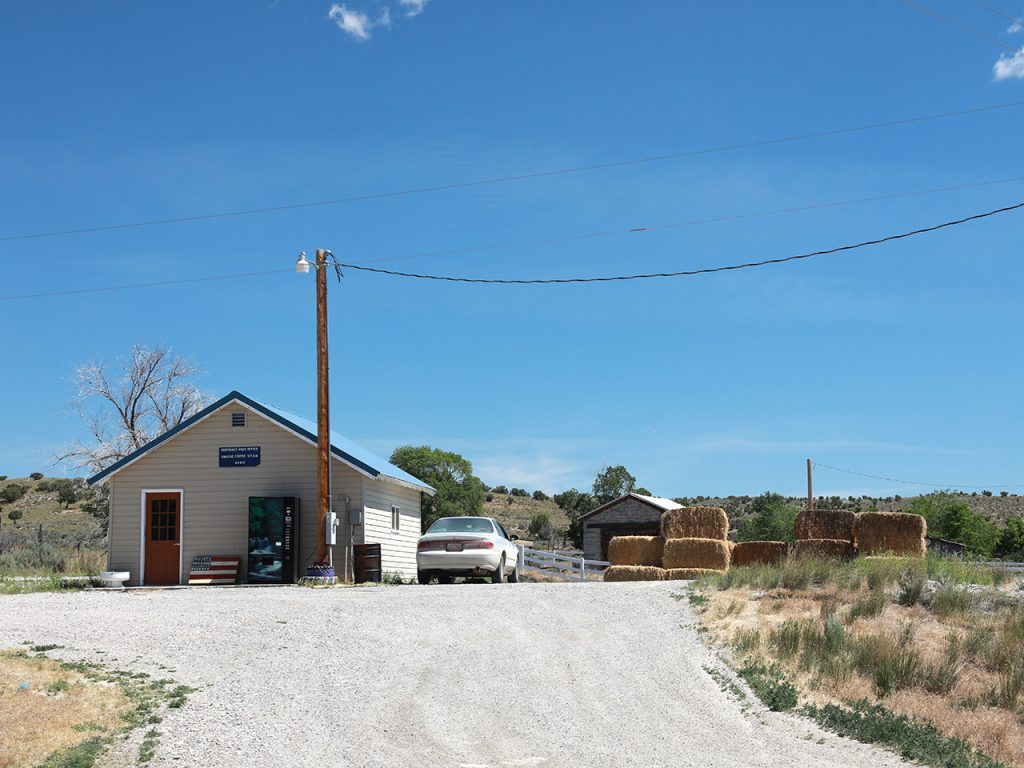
{"left": 438, "top": 573, "right": 454, "bottom": 585}
{"left": 508, "top": 557, "right": 519, "bottom": 583}
{"left": 492, "top": 554, "right": 506, "bottom": 584}
{"left": 417, "top": 570, "right": 431, "bottom": 585}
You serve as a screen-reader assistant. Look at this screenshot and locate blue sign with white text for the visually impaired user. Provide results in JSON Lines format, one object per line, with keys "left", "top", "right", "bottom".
{"left": 219, "top": 446, "right": 261, "bottom": 467}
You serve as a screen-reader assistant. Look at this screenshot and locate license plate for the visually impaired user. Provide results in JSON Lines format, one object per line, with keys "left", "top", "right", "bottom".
{"left": 445, "top": 542, "right": 463, "bottom": 552}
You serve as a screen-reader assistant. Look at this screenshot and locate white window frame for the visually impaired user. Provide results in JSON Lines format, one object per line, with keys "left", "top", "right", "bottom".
{"left": 391, "top": 505, "right": 400, "bottom": 532}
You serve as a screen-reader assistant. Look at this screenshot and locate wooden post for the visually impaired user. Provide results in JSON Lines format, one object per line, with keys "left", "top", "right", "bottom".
{"left": 315, "top": 248, "right": 331, "bottom": 566}
{"left": 806, "top": 458, "right": 813, "bottom": 512}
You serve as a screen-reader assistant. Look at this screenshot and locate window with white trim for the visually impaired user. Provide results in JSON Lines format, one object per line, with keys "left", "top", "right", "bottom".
{"left": 391, "top": 505, "right": 400, "bottom": 531}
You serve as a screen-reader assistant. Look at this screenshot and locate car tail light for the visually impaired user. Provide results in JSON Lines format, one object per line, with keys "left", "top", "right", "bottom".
{"left": 417, "top": 540, "right": 445, "bottom": 551}
{"left": 464, "top": 539, "right": 494, "bottom": 549}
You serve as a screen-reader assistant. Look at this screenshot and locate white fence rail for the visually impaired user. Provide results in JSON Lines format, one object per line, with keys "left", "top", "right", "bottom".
{"left": 987, "top": 561, "right": 1024, "bottom": 573}
{"left": 517, "top": 545, "right": 609, "bottom": 582}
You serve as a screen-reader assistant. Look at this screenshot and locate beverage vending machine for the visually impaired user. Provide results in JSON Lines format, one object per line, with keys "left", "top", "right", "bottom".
{"left": 247, "top": 496, "right": 299, "bottom": 583}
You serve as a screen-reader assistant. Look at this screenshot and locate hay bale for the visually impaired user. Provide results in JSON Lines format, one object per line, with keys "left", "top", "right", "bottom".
{"left": 607, "top": 536, "right": 665, "bottom": 567}
{"left": 603, "top": 565, "right": 666, "bottom": 582}
{"left": 854, "top": 512, "right": 927, "bottom": 557}
{"left": 662, "top": 538, "right": 731, "bottom": 570}
{"left": 732, "top": 541, "right": 788, "bottom": 567}
{"left": 791, "top": 538, "right": 854, "bottom": 560}
{"left": 665, "top": 568, "right": 724, "bottom": 581}
{"left": 661, "top": 506, "right": 729, "bottom": 540}
{"left": 795, "top": 509, "right": 855, "bottom": 541}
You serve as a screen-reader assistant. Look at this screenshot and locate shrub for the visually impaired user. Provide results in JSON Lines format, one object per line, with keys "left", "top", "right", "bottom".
{"left": 737, "top": 663, "right": 798, "bottom": 711}
{"left": 1, "top": 484, "right": 28, "bottom": 503}
{"left": 898, "top": 569, "right": 926, "bottom": 607}
{"left": 485, "top": 493, "right": 493, "bottom": 502}
{"left": 55, "top": 479, "right": 78, "bottom": 508}
{"left": 930, "top": 585, "right": 976, "bottom": 618}
{"left": 29, "top": 472, "right": 44, "bottom": 481}
{"left": 492, "top": 486, "right": 508, "bottom": 495}
{"left": 532, "top": 490, "right": 548, "bottom": 501}
{"left": 7, "top": 508, "right": 23, "bottom": 524}
{"left": 847, "top": 592, "right": 888, "bottom": 622}
{"left": 527, "top": 512, "right": 553, "bottom": 541}
{"left": 510, "top": 488, "right": 529, "bottom": 498}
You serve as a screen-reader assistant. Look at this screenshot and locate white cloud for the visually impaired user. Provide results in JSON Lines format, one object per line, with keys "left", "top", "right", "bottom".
{"left": 1009, "top": 21, "right": 1023, "bottom": 33}
{"left": 328, "top": 4, "right": 374, "bottom": 40}
{"left": 994, "top": 47, "right": 1024, "bottom": 80}
{"left": 400, "top": 0, "right": 428, "bottom": 17}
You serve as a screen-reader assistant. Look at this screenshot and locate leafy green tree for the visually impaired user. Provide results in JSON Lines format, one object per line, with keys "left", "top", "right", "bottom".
{"left": 29, "top": 472, "right": 44, "bottom": 481}
{"left": 995, "top": 517, "right": 1024, "bottom": 560}
{"left": 55, "top": 479, "right": 78, "bottom": 509}
{"left": 906, "top": 492, "right": 1002, "bottom": 558}
{"left": 592, "top": 465, "right": 636, "bottom": 504}
{"left": 510, "top": 488, "right": 529, "bottom": 498}
{"left": 492, "top": 486, "right": 508, "bottom": 495}
{"left": 634, "top": 487, "right": 653, "bottom": 497}
{"left": 528, "top": 512, "right": 554, "bottom": 541}
{"left": 734, "top": 492, "right": 797, "bottom": 543}
{"left": 554, "top": 488, "right": 598, "bottom": 549}
{"left": 532, "top": 490, "right": 548, "bottom": 501}
{"left": 389, "top": 445, "right": 486, "bottom": 531}
{"left": 7, "top": 508, "right": 22, "bottom": 524}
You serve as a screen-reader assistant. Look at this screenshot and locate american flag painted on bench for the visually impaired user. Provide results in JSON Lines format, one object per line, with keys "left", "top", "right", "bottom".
{"left": 188, "top": 555, "right": 240, "bottom": 585}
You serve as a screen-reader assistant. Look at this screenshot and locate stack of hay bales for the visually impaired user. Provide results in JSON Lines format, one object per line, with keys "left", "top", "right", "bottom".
{"left": 732, "top": 541, "right": 788, "bottom": 567}
{"left": 854, "top": 512, "right": 927, "bottom": 557}
{"left": 660, "top": 506, "right": 731, "bottom": 580}
{"left": 603, "top": 536, "right": 666, "bottom": 581}
{"left": 792, "top": 509, "right": 855, "bottom": 560}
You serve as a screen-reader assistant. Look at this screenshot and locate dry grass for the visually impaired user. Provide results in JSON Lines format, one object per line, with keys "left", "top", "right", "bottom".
{"left": 0, "top": 650, "right": 130, "bottom": 768}
{"left": 663, "top": 538, "right": 731, "bottom": 570}
{"left": 603, "top": 565, "right": 665, "bottom": 582}
{"left": 607, "top": 536, "right": 665, "bottom": 567}
{"left": 732, "top": 541, "right": 788, "bottom": 567}
{"left": 661, "top": 506, "right": 729, "bottom": 540}
{"left": 854, "top": 512, "right": 927, "bottom": 557}
{"left": 795, "top": 509, "right": 856, "bottom": 541}
{"left": 691, "top": 557, "right": 1024, "bottom": 766}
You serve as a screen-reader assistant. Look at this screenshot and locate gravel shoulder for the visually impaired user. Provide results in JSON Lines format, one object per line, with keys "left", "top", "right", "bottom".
{"left": 0, "top": 582, "right": 914, "bottom": 768}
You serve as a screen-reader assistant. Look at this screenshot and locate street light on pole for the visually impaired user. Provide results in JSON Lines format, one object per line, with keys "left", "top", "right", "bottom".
{"left": 295, "top": 249, "right": 342, "bottom": 578}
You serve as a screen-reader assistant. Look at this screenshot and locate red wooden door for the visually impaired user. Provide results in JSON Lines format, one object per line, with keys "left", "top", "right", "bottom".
{"left": 144, "top": 492, "right": 181, "bottom": 585}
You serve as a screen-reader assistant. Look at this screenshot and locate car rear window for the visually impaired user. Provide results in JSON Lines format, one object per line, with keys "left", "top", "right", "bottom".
{"left": 427, "top": 518, "right": 495, "bottom": 534}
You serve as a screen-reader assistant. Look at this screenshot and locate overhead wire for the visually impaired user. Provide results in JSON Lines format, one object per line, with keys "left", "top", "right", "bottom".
{"left": 2, "top": 195, "right": 1021, "bottom": 300}
{"left": 813, "top": 461, "right": 1024, "bottom": 489}
{"left": 357, "top": 175, "right": 1024, "bottom": 267}
{"left": 898, "top": 0, "right": 1019, "bottom": 50}
{"left": 336, "top": 199, "right": 1024, "bottom": 284}
{"left": 970, "top": 0, "right": 1024, "bottom": 27}
{"left": 1, "top": 99, "right": 1023, "bottom": 243}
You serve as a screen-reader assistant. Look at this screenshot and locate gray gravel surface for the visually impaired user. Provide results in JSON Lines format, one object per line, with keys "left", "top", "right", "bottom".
{"left": 0, "top": 582, "right": 913, "bottom": 768}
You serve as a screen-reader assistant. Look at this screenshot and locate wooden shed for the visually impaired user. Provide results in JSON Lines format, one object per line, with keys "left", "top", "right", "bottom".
{"left": 580, "top": 493, "right": 682, "bottom": 561}
{"left": 87, "top": 391, "right": 434, "bottom": 586}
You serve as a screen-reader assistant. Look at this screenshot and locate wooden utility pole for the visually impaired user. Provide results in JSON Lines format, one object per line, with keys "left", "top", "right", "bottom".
{"left": 315, "top": 248, "right": 331, "bottom": 565}
{"left": 806, "top": 458, "right": 813, "bottom": 512}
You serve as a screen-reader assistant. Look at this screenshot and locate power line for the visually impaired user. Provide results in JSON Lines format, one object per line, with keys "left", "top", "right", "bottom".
{"left": 4, "top": 196, "right": 1019, "bottom": 303}
{"left": 0, "top": 268, "right": 292, "bottom": 301}
{"left": 898, "top": 0, "right": 1018, "bottom": 50}
{"left": 1, "top": 99, "right": 1023, "bottom": 244}
{"left": 357, "top": 175, "right": 1024, "bottom": 266}
{"left": 814, "top": 461, "right": 1024, "bottom": 489}
{"left": 971, "top": 0, "right": 1024, "bottom": 26}
{"left": 336, "top": 199, "right": 1024, "bottom": 284}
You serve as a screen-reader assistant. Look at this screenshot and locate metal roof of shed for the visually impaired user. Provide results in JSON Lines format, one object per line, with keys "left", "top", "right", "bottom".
{"left": 579, "top": 492, "right": 682, "bottom": 521}
{"left": 87, "top": 390, "right": 435, "bottom": 494}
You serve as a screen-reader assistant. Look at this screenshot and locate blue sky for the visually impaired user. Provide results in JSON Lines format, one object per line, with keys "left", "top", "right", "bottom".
{"left": 1, "top": 1, "right": 1022, "bottom": 498}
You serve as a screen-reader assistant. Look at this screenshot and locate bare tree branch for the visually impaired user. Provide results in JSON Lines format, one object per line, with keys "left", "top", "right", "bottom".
{"left": 55, "top": 344, "right": 211, "bottom": 475}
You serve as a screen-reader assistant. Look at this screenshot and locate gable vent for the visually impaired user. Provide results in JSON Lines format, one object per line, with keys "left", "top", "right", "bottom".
{"left": 231, "top": 412, "right": 246, "bottom": 427}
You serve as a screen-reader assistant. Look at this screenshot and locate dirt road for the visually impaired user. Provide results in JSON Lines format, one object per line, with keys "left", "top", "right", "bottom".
{"left": 0, "top": 582, "right": 912, "bottom": 767}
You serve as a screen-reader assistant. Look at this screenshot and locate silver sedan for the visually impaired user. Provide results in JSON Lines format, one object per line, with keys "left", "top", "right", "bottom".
{"left": 416, "top": 516, "right": 520, "bottom": 584}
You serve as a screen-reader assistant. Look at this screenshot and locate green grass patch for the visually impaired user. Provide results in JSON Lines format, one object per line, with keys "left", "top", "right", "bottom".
{"left": 737, "top": 662, "right": 799, "bottom": 711}
{"left": 805, "top": 699, "right": 1005, "bottom": 768}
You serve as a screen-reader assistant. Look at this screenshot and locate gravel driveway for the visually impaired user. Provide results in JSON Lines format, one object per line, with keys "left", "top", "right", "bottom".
{"left": 1, "top": 582, "right": 913, "bottom": 768}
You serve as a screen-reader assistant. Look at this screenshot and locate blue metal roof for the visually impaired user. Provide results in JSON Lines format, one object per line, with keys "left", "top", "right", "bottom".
{"left": 87, "top": 390, "right": 435, "bottom": 493}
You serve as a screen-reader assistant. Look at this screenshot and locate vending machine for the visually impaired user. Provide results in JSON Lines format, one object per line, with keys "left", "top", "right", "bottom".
{"left": 247, "top": 497, "right": 299, "bottom": 584}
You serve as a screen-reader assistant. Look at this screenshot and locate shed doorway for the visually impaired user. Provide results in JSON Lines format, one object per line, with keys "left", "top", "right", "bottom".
{"left": 144, "top": 491, "right": 181, "bottom": 585}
